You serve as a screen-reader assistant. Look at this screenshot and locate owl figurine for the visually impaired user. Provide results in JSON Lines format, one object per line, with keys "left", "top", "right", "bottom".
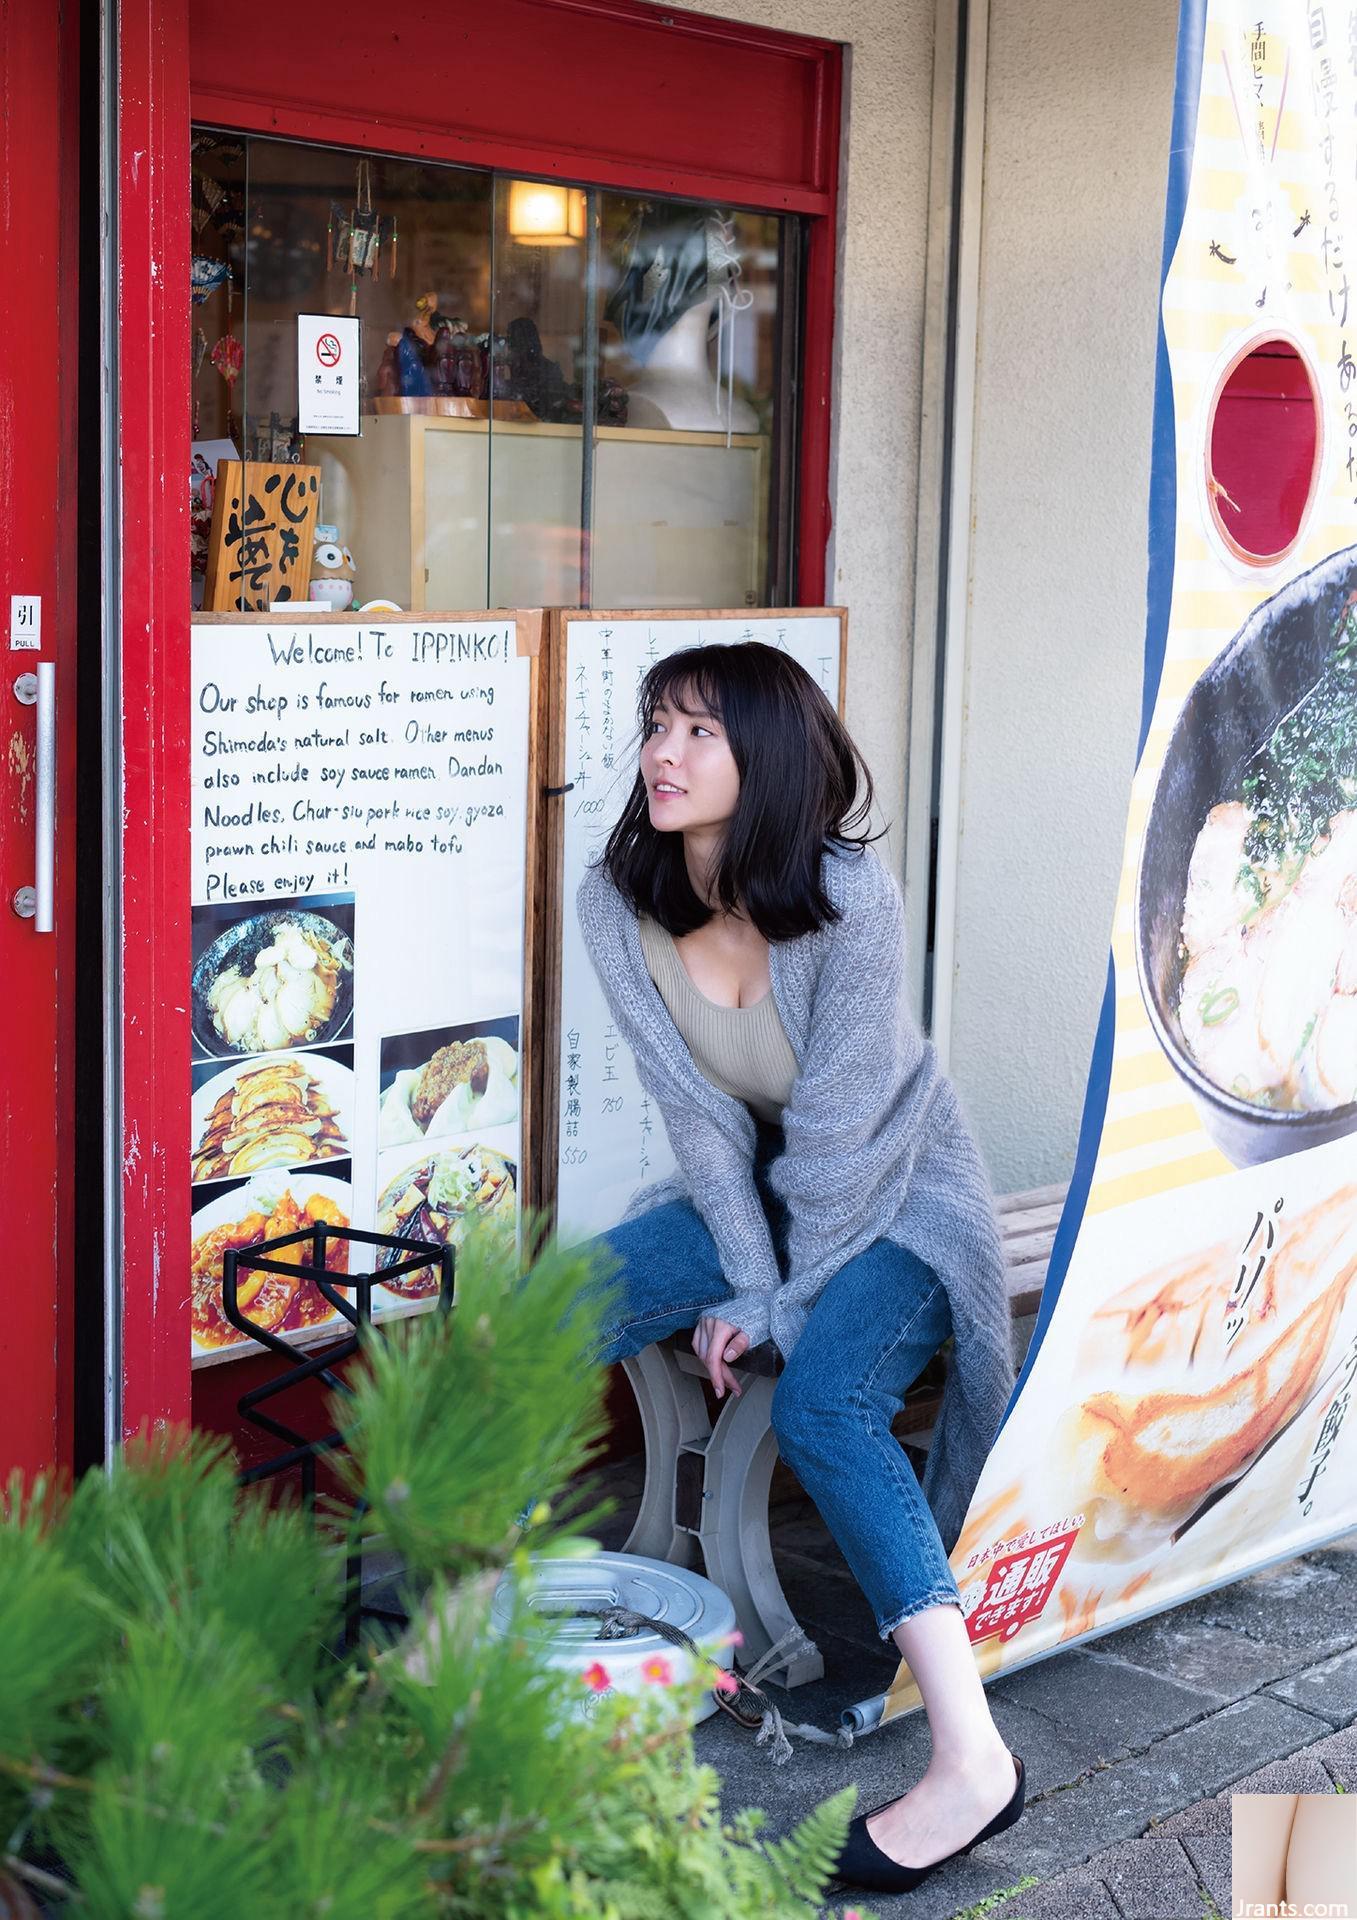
{"left": 309, "top": 524, "right": 356, "bottom": 610}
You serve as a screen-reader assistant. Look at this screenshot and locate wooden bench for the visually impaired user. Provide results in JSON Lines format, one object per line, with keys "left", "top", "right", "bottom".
{"left": 618, "top": 1184, "right": 1067, "bottom": 1688}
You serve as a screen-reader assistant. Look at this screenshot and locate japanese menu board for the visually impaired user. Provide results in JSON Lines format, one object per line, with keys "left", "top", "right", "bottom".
{"left": 553, "top": 611, "right": 845, "bottom": 1247}
{"left": 189, "top": 613, "right": 532, "bottom": 1365}
{"left": 878, "top": 0, "right": 1357, "bottom": 1724}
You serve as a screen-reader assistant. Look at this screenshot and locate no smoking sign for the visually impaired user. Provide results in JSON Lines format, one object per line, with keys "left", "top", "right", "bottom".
{"left": 298, "top": 314, "right": 359, "bottom": 436}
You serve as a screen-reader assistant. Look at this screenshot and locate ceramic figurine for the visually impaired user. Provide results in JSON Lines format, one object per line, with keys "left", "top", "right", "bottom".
{"left": 308, "top": 525, "right": 356, "bottom": 611}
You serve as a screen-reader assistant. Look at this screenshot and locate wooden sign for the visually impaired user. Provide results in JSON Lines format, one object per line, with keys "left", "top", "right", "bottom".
{"left": 203, "top": 461, "right": 321, "bottom": 611}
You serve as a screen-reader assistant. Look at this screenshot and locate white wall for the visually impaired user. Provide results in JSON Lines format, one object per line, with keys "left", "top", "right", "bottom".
{"left": 946, "top": 0, "right": 1180, "bottom": 1191}
{"left": 645, "top": 0, "right": 939, "bottom": 858}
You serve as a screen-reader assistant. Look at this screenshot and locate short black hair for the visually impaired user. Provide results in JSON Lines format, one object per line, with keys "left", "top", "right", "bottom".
{"left": 599, "top": 642, "right": 881, "bottom": 941}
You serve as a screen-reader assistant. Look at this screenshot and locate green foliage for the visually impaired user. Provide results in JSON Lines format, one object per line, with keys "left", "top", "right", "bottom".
{"left": 335, "top": 1226, "right": 620, "bottom": 1581}
{"left": 0, "top": 1223, "right": 871, "bottom": 1919}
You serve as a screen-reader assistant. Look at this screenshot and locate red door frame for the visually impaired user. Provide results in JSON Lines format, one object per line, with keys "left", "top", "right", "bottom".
{"left": 115, "top": 0, "right": 840, "bottom": 1441}
{"left": 117, "top": 0, "right": 194, "bottom": 1440}
{"left": 0, "top": 0, "right": 81, "bottom": 1477}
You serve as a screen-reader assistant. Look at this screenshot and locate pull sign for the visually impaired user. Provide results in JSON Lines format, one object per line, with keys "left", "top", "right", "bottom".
{"left": 9, "top": 596, "right": 40, "bottom": 650}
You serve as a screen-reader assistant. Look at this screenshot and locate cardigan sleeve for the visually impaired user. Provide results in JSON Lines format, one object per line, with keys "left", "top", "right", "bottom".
{"left": 766, "top": 851, "right": 941, "bottom": 1290}
{"left": 576, "top": 866, "right": 784, "bottom": 1346}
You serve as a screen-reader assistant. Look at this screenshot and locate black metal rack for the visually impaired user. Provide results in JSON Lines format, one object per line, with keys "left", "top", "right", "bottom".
{"left": 222, "top": 1222, "right": 454, "bottom": 1643}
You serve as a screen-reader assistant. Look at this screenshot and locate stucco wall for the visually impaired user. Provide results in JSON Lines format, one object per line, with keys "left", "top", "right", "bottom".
{"left": 946, "top": 0, "right": 1181, "bottom": 1191}
{"left": 648, "top": 0, "right": 938, "bottom": 860}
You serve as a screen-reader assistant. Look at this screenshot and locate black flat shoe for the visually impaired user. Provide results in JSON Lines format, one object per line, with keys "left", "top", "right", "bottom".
{"left": 830, "top": 1753, "right": 1025, "bottom": 1894}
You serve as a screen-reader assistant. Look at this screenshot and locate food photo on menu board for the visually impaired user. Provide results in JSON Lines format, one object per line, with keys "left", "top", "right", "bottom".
{"left": 188, "top": 892, "right": 358, "bottom": 1362}
{"left": 191, "top": 1044, "right": 354, "bottom": 1182}
{"left": 190, "top": 1166, "right": 353, "bottom": 1358}
{"left": 190, "top": 894, "right": 355, "bottom": 1059}
{"left": 374, "top": 1015, "right": 521, "bottom": 1299}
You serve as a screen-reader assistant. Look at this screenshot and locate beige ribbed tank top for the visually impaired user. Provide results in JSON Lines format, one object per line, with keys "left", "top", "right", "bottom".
{"left": 637, "top": 914, "right": 798, "bottom": 1124}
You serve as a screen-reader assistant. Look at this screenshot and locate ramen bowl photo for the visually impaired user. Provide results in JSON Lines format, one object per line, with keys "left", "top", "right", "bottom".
{"left": 1135, "top": 544, "right": 1357, "bottom": 1167}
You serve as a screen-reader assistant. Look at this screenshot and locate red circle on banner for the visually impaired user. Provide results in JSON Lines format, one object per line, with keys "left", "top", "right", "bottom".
{"left": 316, "top": 333, "right": 342, "bottom": 368}
{"left": 1205, "top": 333, "right": 1321, "bottom": 565}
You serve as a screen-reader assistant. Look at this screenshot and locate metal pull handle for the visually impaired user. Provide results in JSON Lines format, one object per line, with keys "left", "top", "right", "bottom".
{"left": 33, "top": 661, "right": 54, "bottom": 932}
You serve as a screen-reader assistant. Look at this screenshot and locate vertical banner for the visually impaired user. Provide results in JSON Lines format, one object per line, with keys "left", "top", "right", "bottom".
{"left": 554, "top": 611, "right": 845, "bottom": 1246}
{"left": 883, "top": 0, "right": 1357, "bottom": 1720}
{"left": 188, "top": 614, "right": 531, "bottom": 1364}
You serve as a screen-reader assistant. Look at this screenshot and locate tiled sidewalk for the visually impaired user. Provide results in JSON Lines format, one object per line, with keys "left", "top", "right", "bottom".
{"left": 602, "top": 1460, "right": 1357, "bottom": 1920}
{"left": 1013, "top": 1720, "right": 1356, "bottom": 1920}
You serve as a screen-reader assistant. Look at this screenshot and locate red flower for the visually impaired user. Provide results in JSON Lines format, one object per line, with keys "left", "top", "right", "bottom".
{"left": 582, "top": 1661, "right": 612, "bottom": 1693}
{"left": 712, "top": 1669, "right": 740, "bottom": 1695}
{"left": 641, "top": 1656, "right": 673, "bottom": 1685}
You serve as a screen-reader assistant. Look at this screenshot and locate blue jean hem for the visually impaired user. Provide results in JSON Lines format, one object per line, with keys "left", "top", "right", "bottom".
{"left": 877, "top": 1587, "right": 964, "bottom": 1640}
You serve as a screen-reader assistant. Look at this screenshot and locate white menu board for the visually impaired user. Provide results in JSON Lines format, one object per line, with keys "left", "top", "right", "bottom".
{"left": 556, "top": 613, "right": 844, "bottom": 1246}
{"left": 189, "top": 615, "right": 531, "bottom": 1364}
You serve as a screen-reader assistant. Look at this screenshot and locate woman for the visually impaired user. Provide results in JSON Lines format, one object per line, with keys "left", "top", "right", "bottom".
{"left": 574, "top": 642, "right": 1024, "bottom": 1896}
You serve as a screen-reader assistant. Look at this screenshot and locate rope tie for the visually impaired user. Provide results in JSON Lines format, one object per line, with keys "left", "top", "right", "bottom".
{"left": 566, "top": 1606, "right": 853, "bottom": 1765}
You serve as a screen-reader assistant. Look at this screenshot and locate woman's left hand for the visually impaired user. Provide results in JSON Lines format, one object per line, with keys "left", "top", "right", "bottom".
{"left": 693, "top": 1316, "right": 749, "bottom": 1399}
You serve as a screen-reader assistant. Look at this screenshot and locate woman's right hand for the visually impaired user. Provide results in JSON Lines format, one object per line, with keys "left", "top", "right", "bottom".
{"left": 693, "top": 1315, "right": 749, "bottom": 1400}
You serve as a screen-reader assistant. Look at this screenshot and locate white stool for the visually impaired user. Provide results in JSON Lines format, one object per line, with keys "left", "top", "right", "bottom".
{"left": 620, "top": 1333, "right": 823, "bottom": 1688}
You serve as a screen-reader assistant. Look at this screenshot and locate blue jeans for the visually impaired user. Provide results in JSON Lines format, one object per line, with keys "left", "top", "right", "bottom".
{"left": 574, "top": 1125, "right": 961, "bottom": 1640}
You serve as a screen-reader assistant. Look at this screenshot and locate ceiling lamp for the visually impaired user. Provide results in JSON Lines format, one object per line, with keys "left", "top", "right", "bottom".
{"left": 507, "top": 180, "right": 586, "bottom": 246}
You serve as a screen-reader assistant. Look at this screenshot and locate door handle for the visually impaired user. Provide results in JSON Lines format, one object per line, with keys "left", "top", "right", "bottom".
{"left": 12, "top": 664, "right": 54, "bottom": 931}
{"left": 34, "top": 661, "right": 54, "bottom": 932}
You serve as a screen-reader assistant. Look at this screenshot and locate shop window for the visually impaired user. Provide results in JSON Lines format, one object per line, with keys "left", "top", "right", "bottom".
{"left": 189, "top": 130, "right": 799, "bottom": 614}
{"left": 1205, "top": 336, "right": 1320, "bottom": 564}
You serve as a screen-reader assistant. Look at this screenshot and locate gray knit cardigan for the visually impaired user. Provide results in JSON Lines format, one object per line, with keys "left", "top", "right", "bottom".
{"left": 576, "top": 842, "right": 1015, "bottom": 1550}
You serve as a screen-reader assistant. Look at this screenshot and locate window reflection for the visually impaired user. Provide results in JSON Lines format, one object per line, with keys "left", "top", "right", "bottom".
{"left": 191, "top": 132, "right": 796, "bottom": 615}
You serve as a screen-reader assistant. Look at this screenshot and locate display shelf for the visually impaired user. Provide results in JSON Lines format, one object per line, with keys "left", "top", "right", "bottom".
{"left": 314, "top": 413, "right": 767, "bottom": 613}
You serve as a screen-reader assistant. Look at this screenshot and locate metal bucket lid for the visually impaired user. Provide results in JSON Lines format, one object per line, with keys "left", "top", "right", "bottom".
{"left": 489, "top": 1549, "right": 736, "bottom": 1657}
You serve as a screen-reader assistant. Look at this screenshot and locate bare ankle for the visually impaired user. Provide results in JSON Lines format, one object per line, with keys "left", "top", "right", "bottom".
{"left": 927, "top": 1730, "right": 1011, "bottom": 1781}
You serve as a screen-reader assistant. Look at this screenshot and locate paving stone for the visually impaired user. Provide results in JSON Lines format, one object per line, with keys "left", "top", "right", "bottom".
{"left": 1092, "top": 1615, "right": 1302, "bottom": 1698}
{"left": 1304, "top": 1719, "right": 1357, "bottom": 1787}
{"left": 686, "top": 1517, "right": 1357, "bottom": 1917}
{"left": 1266, "top": 1643, "right": 1357, "bottom": 1727}
{"left": 1012, "top": 1695, "right": 1325, "bottom": 1880}
{"left": 1096, "top": 1836, "right": 1202, "bottom": 1920}
{"left": 989, "top": 1647, "right": 1221, "bottom": 1761}
{"left": 1189, "top": 1554, "right": 1357, "bottom": 1658}
{"left": 701, "top": 1683, "right": 933, "bottom": 1830}
{"left": 852, "top": 1848, "right": 1032, "bottom": 1920}
{"left": 1154, "top": 1795, "right": 1232, "bottom": 1838}
{"left": 984, "top": 1696, "right": 1102, "bottom": 1800}
{"left": 1180, "top": 1833, "right": 1232, "bottom": 1916}
{"left": 1226, "top": 1750, "right": 1336, "bottom": 1794}
{"left": 990, "top": 1870, "right": 1119, "bottom": 1920}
